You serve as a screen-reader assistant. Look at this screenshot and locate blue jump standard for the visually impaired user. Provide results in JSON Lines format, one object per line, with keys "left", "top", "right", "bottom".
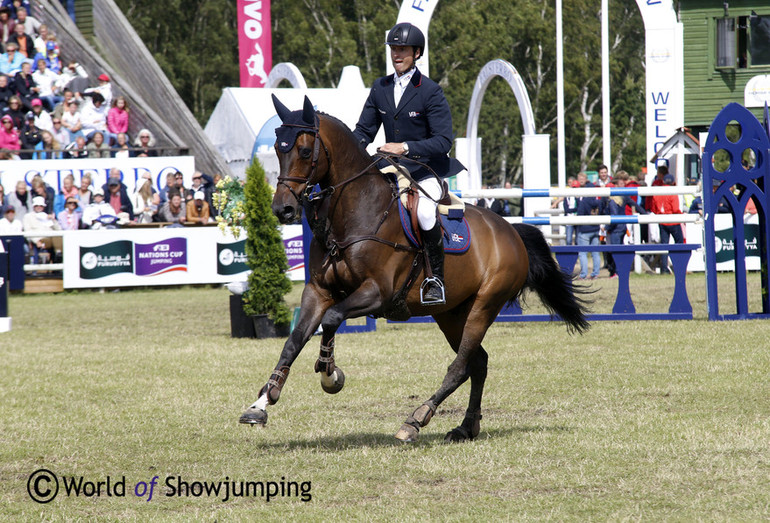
{"left": 390, "top": 244, "right": 701, "bottom": 324}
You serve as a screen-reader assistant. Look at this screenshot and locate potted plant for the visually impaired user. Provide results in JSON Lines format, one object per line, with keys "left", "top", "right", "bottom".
{"left": 215, "top": 159, "right": 292, "bottom": 338}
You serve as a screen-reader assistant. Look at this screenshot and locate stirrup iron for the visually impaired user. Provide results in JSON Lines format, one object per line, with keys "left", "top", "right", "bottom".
{"left": 420, "top": 276, "right": 446, "bottom": 305}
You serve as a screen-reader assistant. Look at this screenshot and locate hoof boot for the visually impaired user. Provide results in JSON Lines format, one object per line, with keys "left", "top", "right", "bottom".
{"left": 394, "top": 423, "right": 420, "bottom": 442}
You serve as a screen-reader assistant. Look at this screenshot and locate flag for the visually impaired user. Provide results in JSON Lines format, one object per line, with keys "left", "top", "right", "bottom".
{"left": 238, "top": 0, "right": 272, "bottom": 88}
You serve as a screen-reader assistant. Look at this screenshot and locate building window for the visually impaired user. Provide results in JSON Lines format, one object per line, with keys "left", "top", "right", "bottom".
{"left": 716, "top": 13, "right": 770, "bottom": 69}
{"left": 750, "top": 14, "right": 770, "bottom": 66}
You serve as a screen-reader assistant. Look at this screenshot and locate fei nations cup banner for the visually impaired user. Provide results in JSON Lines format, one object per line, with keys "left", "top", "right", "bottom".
{"left": 63, "top": 225, "right": 304, "bottom": 289}
{"left": 238, "top": 0, "right": 272, "bottom": 88}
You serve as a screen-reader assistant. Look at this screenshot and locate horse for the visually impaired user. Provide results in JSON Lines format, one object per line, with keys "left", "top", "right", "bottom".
{"left": 239, "top": 95, "right": 590, "bottom": 442}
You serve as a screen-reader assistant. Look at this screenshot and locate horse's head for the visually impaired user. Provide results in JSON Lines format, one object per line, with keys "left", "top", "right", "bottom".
{"left": 271, "top": 95, "right": 329, "bottom": 224}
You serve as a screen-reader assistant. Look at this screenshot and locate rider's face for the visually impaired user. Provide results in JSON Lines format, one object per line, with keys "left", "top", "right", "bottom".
{"left": 390, "top": 45, "right": 417, "bottom": 75}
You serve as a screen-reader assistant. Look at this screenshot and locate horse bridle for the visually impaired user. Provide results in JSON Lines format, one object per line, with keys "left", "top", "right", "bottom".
{"left": 275, "top": 116, "right": 331, "bottom": 206}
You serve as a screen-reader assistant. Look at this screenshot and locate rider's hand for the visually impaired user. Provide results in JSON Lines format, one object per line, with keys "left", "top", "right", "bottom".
{"left": 379, "top": 142, "right": 407, "bottom": 155}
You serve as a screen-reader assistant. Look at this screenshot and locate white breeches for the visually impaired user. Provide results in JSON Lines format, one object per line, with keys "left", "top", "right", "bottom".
{"left": 416, "top": 177, "right": 442, "bottom": 230}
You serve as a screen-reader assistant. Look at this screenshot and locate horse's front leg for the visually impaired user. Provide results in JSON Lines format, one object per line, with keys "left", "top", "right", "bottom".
{"left": 239, "top": 283, "right": 332, "bottom": 426}
{"left": 313, "top": 279, "right": 385, "bottom": 395}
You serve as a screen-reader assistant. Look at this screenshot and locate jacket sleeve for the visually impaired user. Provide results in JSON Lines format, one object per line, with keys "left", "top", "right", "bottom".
{"left": 352, "top": 87, "right": 381, "bottom": 147}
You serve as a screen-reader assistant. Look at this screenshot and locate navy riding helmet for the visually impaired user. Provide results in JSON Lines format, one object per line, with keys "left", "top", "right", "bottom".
{"left": 385, "top": 22, "right": 425, "bottom": 57}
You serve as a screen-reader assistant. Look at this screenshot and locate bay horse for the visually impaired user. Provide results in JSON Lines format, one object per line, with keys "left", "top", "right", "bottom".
{"left": 239, "top": 95, "right": 590, "bottom": 442}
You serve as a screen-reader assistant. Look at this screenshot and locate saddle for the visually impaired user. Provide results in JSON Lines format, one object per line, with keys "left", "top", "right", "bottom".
{"left": 380, "top": 165, "right": 471, "bottom": 254}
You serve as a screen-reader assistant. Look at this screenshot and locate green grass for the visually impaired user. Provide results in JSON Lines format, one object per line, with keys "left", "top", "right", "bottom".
{"left": 1, "top": 274, "right": 769, "bottom": 520}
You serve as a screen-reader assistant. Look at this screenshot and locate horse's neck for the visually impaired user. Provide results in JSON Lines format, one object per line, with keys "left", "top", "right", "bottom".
{"left": 326, "top": 163, "right": 393, "bottom": 234}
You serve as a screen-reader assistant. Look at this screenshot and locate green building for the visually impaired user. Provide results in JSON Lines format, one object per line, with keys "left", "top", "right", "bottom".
{"left": 681, "top": 0, "right": 770, "bottom": 129}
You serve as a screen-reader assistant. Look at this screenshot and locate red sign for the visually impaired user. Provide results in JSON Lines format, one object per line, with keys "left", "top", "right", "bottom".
{"left": 237, "top": 0, "right": 272, "bottom": 88}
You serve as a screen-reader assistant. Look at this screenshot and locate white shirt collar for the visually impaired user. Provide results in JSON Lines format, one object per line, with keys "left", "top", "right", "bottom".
{"left": 393, "top": 67, "right": 415, "bottom": 87}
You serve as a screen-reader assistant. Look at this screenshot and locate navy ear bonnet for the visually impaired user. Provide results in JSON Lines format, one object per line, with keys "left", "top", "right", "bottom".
{"left": 272, "top": 94, "right": 317, "bottom": 153}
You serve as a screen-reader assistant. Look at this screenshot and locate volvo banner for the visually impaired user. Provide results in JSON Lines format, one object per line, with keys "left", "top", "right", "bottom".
{"left": 238, "top": 0, "right": 272, "bottom": 88}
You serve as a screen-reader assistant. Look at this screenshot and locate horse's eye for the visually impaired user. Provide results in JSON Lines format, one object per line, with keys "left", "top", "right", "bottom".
{"left": 298, "top": 147, "right": 312, "bottom": 159}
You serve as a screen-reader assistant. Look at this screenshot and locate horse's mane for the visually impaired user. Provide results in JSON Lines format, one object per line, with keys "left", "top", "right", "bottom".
{"left": 318, "top": 111, "right": 374, "bottom": 165}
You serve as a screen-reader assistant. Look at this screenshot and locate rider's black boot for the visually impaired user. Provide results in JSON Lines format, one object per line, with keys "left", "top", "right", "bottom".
{"left": 420, "top": 223, "right": 446, "bottom": 305}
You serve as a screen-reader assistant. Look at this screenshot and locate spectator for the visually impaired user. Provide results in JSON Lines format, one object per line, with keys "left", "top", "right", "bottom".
{"left": 64, "top": 134, "right": 87, "bottom": 158}
{"left": 130, "top": 128, "right": 157, "bottom": 157}
{"left": 50, "top": 113, "right": 68, "bottom": 146}
{"left": 475, "top": 184, "right": 507, "bottom": 216}
{"left": 19, "top": 110, "right": 41, "bottom": 159}
{"left": 5, "top": 180, "right": 29, "bottom": 222}
{"left": 51, "top": 88, "right": 73, "bottom": 119}
{"left": 158, "top": 171, "right": 175, "bottom": 204}
{"left": 14, "top": 60, "right": 39, "bottom": 110}
{"left": 0, "top": 41, "right": 23, "bottom": 77}
{"left": 76, "top": 173, "right": 92, "bottom": 207}
{"left": 32, "top": 58, "right": 61, "bottom": 111}
{"left": 105, "top": 176, "right": 134, "bottom": 220}
{"left": 186, "top": 190, "right": 211, "bottom": 224}
{"left": 33, "top": 23, "right": 47, "bottom": 54}
{"left": 80, "top": 92, "right": 110, "bottom": 142}
{"left": 58, "top": 173, "right": 77, "bottom": 201}
{"left": 576, "top": 196, "right": 602, "bottom": 280}
{"left": 30, "top": 175, "right": 54, "bottom": 213}
{"left": 61, "top": 98, "right": 82, "bottom": 141}
{"left": 132, "top": 172, "right": 158, "bottom": 223}
{"left": 0, "top": 204, "right": 22, "bottom": 234}
{"left": 190, "top": 171, "right": 214, "bottom": 214}
{"left": 0, "top": 182, "right": 4, "bottom": 216}
{"left": 0, "top": 7, "right": 15, "bottom": 43}
{"left": 56, "top": 195, "right": 81, "bottom": 230}
{"left": 172, "top": 170, "right": 191, "bottom": 201}
{"left": 596, "top": 164, "right": 613, "bottom": 187}
{"left": 15, "top": 7, "right": 39, "bottom": 37}
{"left": 85, "top": 73, "right": 112, "bottom": 107}
{"left": 86, "top": 131, "right": 109, "bottom": 158}
{"left": 58, "top": 60, "right": 86, "bottom": 91}
{"left": 33, "top": 129, "right": 61, "bottom": 160}
{"left": 0, "top": 113, "right": 19, "bottom": 150}
{"left": 107, "top": 95, "right": 128, "bottom": 136}
{"left": 81, "top": 188, "right": 116, "bottom": 229}
{"left": 1, "top": 1, "right": 30, "bottom": 21}
{"left": 649, "top": 173, "right": 684, "bottom": 274}
{"left": 0, "top": 73, "right": 12, "bottom": 109}
{"left": 30, "top": 98, "right": 51, "bottom": 131}
{"left": 158, "top": 191, "right": 185, "bottom": 224}
{"left": 2, "top": 95, "right": 23, "bottom": 128}
{"left": 111, "top": 131, "right": 131, "bottom": 158}
{"left": 23, "top": 195, "right": 60, "bottom": 264}
{"left": 8, "top": 22, "right": 34, "bottom": 58}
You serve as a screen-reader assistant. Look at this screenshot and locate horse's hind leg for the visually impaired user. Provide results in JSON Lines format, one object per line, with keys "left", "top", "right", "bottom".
{"left": 444, "top": 346, "right": 487, "bottom": 443}
{"left": 395, "top": 306, "right": 491, "bottom": 443}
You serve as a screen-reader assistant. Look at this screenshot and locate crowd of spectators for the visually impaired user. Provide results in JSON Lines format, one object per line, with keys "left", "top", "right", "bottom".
{"left": 0, "top": 2, "right": 162, "bottom": 159}
{"left": 0, "top": 169, "right": 222, "bottom": 263}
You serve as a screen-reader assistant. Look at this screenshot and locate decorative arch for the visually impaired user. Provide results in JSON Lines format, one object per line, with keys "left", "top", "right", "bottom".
{"left": 266, "top": 63, "right": 308, "bottom": 89}
{"left": 465, "top": 59, "right": 539, "bottom": 191}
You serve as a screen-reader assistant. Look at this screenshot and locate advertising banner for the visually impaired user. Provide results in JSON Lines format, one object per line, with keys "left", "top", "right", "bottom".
{"left": 62, "top": 224, "right": 304, "bottom": 289}
{"left": 685, "top": 214, "right": 760, "bottom": 272}
{"left": 238, "top": 0, "right": 272, "bottom": 88}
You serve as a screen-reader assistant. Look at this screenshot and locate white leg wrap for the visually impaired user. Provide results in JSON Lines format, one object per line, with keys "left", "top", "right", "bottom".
{"left": 250, "top": 394, "right": 269, "bottom": 411}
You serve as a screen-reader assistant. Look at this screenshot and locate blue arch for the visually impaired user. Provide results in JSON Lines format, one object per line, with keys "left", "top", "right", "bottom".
{"left": 702, "top": 103, "right": 770, "bottom": 320}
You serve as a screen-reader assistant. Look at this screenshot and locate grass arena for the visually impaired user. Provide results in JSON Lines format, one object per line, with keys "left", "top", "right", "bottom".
{"left": 2, "top": 274, "right": 770, "bottom": 520}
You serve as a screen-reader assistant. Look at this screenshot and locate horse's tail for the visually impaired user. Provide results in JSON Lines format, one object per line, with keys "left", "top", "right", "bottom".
{"left": 512, "top": 223, "right": 591, "bottom": 334}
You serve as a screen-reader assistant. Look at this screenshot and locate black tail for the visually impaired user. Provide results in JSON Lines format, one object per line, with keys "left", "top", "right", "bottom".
{"left": 512, "top": 223, "right": 591, "bottom": 334}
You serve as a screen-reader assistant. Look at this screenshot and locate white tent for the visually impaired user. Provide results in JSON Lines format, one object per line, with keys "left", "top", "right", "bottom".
{"left": 204, "top": 66, "right": 381, "bottom": 182}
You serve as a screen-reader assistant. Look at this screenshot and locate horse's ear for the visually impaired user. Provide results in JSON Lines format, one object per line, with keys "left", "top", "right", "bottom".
{"left": 272, "top": 94, "right": 292, "bottom": 123}
{"left": 302, "top": 96, "right": 315, "bottom": 125}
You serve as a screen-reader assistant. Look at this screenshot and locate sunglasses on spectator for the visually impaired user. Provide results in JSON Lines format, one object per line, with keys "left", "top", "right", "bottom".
{"left": 140, "top": 135, "right": 150, "bottom": 139}
{"left": 53, "top": 120, "right": 61, "bottom": 124}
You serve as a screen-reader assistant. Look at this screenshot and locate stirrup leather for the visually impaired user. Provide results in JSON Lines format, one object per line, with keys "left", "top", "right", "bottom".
{"left": 420, "top": 276, "right": 446, "bottom": 305}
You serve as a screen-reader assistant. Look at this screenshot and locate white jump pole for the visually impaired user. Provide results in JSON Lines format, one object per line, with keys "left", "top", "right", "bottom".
{"left": 0, "top": 240, "right": 11, "bottom": 333}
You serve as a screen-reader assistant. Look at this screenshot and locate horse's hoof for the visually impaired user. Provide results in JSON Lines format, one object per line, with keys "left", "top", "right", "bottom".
{"left": 239, "top": 407, "right": 267, "bottom": 426}
{"left": 320, "top": 367, "right": 345, "bottom": 394}
{"left": 444, "top": 426, "right": 472, "bottom": 443}
{"left": 394, "top": 423, "right": 419, "bottom": 442}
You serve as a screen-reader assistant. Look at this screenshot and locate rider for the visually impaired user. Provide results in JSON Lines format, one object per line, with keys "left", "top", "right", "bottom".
{"left": 353, "top": 22, "right": 464, "bottom": 305}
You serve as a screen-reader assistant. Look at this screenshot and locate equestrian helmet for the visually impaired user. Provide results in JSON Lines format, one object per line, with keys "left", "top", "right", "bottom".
{"left": 386, "top": 22, "right": 425, "bottom": 57}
